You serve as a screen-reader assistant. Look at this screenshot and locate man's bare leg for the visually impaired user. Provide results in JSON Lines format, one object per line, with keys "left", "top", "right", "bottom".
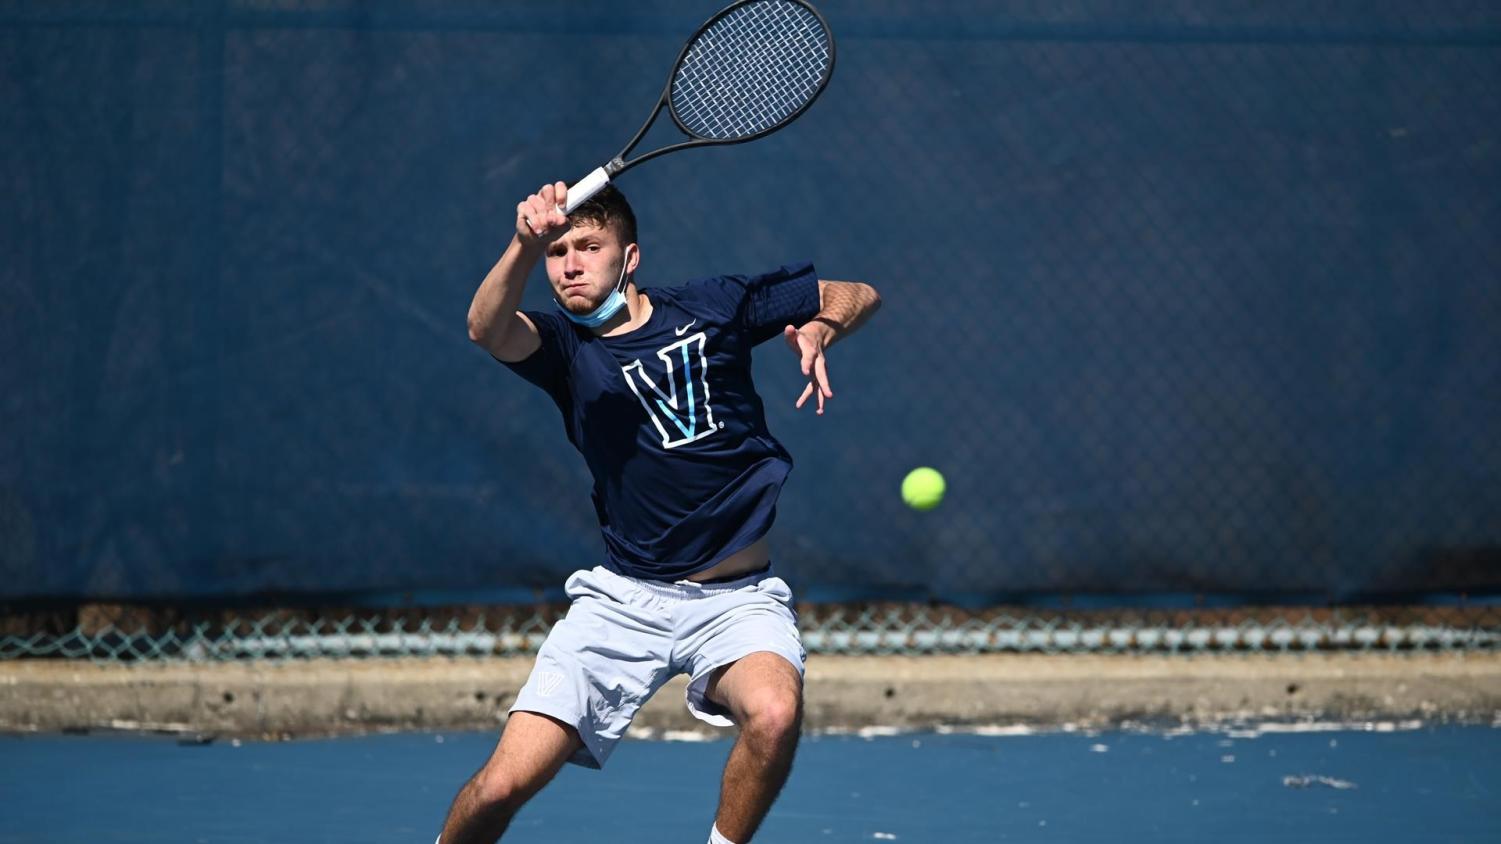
{"left": 440, "top": 711, "right": 582, "bottom": 844}
{"left": 706, "top": 652, "right": 804, "bottom": 842}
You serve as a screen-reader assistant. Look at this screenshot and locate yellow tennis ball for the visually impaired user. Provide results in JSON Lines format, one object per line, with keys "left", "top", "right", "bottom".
{"left": 901, "top": 467, "right": 945, "bottom": 511}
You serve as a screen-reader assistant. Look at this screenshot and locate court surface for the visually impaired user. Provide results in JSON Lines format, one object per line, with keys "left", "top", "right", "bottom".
{"left": 3, "top": 724, "right": 1497, "bottom": 842}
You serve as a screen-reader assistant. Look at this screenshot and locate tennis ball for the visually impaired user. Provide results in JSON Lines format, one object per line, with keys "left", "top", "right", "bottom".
{"left": 901, "top": 467, "right": 945, "bottom": 511}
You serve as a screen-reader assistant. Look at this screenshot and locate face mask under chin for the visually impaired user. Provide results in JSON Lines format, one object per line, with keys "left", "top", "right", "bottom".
{"left": 555, "top": 246, "right": 634, "bottom": 328}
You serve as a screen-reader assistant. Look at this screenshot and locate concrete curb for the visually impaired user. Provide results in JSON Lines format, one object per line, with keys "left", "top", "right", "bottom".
{"left": 3, "top": 653, "right": 1499, "bottom": 739}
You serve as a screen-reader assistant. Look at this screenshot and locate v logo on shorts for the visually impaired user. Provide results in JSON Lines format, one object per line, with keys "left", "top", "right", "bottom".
{"left": 536, "top": 670, "right": 564, "bottom": 698}
{"left": 621, "top": 332, "right": 719, "bottom": 449}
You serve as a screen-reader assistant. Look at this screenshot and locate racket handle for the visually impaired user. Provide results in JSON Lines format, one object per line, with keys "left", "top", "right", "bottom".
{"left": 563, "top": 167, "right": 611, "bottom": 215}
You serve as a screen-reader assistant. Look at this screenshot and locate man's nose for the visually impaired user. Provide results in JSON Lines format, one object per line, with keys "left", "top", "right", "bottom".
{"left": 562, "top": 248, "right": 583, "bottom": 276}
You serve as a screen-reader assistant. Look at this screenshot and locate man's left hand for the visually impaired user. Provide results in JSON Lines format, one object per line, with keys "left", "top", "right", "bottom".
{"left": 783, "top": 322, "right": 835, "bottom": 415}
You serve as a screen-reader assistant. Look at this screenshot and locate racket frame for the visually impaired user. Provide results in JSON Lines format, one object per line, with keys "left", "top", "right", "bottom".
{"left": 563, "top": 0, "right": 836, "bottom": 214}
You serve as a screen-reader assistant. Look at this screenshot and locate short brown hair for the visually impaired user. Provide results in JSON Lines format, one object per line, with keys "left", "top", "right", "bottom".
{"left": 569, "top": 184, "right": 637, "bottom": 246}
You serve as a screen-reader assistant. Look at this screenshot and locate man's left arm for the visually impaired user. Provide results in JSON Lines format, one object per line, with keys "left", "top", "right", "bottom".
{"left": 782, "top": 279, "right": 882, "bottom": 415}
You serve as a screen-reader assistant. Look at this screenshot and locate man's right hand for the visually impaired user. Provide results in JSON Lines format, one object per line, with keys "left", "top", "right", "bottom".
{"left": 516, "top": 181, "right": 570, "bottom": 247}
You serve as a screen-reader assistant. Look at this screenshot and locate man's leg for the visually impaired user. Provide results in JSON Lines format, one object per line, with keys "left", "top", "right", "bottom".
{"left": 705, "top": 651, "right": 804, "bottom": 842}
{"left": 439, "top": 711, "right": 583, "bottom": 844}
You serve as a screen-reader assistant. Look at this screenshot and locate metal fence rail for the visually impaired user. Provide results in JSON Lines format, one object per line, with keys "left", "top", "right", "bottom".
{"left": 3, "top": 604, "right": 1497, "bottom": 662}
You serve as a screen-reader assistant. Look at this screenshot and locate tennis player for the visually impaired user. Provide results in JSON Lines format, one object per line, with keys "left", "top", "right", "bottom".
{"left": 441, "top": 180, "right": 880, "bottom": 843}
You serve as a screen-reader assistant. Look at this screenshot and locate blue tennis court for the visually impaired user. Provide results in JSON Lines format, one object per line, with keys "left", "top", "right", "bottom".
{"left": 4, "top": 724, "right": 1497, "bottom": 842}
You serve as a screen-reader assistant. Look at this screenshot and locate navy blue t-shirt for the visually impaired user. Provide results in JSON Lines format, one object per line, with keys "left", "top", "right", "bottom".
{"left": 501, "top": 262, "right": 822, "bottom": 581}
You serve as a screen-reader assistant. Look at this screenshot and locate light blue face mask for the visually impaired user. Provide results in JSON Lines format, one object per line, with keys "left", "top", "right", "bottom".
{"left": 556, "top": 245, "right": 635, "bottom": 328}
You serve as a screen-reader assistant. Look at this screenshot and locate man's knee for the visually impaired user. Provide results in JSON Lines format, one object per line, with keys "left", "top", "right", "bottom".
{"left": 470, "top": 710, "right": 579, "bottom": 810}
{"left": 472, "top": 760, "right": 546, "bottom": 812}
{"left": 738, "top": 683, "right": 803, "bottom": 747}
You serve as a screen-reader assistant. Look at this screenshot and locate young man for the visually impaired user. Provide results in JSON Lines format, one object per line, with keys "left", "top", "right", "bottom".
{"left": 445, "top": 180, "right": 880, "bottom": 844}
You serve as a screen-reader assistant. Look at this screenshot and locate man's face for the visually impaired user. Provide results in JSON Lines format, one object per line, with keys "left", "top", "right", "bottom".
{"left": 544, "top": 221, "right": 635, "bottom": 314}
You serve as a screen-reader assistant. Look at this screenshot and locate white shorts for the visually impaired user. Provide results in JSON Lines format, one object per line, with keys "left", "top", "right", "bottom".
{"left": 509, "top": 565, "right": 805, "bottom": 769}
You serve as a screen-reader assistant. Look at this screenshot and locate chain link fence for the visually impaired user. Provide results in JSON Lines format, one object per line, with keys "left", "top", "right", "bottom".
{"left": 4, "top": 602, "right": 1498, "bottom": 662}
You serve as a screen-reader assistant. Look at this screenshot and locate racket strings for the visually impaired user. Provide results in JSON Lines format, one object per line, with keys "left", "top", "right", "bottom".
{"left": 670, "top": 0, "right": 832, "bottom": 140}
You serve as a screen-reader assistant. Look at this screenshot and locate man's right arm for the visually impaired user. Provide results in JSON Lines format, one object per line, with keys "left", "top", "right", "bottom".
{"left": 466, "top": 235, "right": 544, "bottom": 362}
{"left": 466, "top": 181, "right": 569, "bottom": 363}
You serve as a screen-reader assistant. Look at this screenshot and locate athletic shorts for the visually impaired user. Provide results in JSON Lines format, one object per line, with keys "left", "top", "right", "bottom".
{"left": 509, "top": 565, "right": 805, "bottom": 769}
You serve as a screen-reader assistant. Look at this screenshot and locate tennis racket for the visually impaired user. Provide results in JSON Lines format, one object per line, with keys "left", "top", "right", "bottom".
{"left": 562, "top": 0, "right": 836, "bottom": 214}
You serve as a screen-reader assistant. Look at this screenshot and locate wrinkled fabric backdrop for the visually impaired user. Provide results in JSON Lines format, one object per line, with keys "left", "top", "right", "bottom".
{"left": 2, "top": 1, "right": 1498, "bottom": 601}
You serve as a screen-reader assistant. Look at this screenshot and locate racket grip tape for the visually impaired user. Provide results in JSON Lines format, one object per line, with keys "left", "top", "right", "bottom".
{"left": 563, "top": 167, "right": 611, "bottom": 215}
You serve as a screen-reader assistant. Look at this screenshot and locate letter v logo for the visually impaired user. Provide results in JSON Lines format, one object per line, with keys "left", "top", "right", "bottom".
{"left": 621, "top": 332, "right": 719, "bottom": 449}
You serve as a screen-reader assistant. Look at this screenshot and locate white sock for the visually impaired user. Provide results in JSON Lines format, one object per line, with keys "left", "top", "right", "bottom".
{"left": 708, "top": 823, "right": 738, "bottom": 844}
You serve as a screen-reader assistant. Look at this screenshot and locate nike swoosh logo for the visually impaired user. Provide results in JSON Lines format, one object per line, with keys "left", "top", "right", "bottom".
{"left": 675, "top": 320, "right": 697, "bottom": 336}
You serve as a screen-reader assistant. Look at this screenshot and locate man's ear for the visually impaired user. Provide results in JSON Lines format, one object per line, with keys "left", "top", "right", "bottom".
{"left": 625, "top": 243, "right": 641, "bottom": 276}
